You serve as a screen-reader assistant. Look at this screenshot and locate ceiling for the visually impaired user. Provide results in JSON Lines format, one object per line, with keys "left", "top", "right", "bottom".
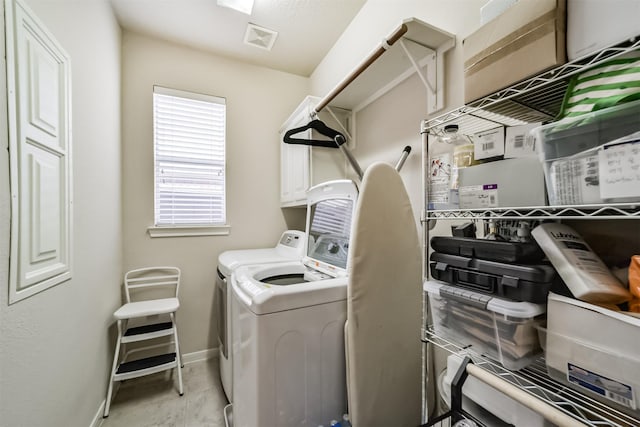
{"left": 109, "top": 0, "right": 368, "bottom": 77}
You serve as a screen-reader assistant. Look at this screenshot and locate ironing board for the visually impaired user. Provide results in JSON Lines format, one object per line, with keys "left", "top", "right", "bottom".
{"left": 346, "top": 162, "right": 422, "bottom": 427}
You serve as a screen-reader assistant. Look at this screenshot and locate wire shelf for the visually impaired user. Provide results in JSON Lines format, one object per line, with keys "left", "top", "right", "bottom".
{"left": 422, "top": 37, "right": 640, "bottom": 134}
{"left": 423, "top": 204, "right": 640, "bottom": 221}
{"left": 423, "top": 327, "right": 640, "bottom": 427}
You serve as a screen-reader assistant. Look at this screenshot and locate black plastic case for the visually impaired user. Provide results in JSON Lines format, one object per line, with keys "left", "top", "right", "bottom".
{"left": 429, "top": 252, "right": 558, "bottom": 303}
{"left": 430, "top": 236, "right": 545, "bottom": 263}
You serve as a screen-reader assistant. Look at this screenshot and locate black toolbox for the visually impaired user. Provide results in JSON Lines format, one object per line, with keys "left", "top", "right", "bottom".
{"left": 429, "top": 252, "right": 558, "bottom": 303}
{"left": 430, "top": 236, "right": 544, "bottom": 263}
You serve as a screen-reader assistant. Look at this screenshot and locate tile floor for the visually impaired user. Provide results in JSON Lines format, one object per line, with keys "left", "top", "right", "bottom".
{"left": 100, "top": 358, "right": 228, "bottom": 427}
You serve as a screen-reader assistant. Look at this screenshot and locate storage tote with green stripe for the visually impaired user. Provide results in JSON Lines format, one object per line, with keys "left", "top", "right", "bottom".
{"left": 532, "top": 98, "right": 640, "bottom": 206}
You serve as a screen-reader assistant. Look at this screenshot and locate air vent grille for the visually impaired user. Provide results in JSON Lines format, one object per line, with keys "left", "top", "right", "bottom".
{"left": 244, "top": 23, "right": 278, "bottom": 51}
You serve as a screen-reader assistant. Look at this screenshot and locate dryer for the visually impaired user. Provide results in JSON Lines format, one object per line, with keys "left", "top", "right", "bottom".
{"left": 230, "top": 180, "right": 357, "bottom": 427}
{"left": 216, "top": 230, "right": 306, "bottom": 402}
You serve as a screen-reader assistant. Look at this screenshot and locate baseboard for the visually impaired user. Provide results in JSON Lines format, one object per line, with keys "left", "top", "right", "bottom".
{"left": 90, "top": 399, "right": 106, "bottom": 427}
{"left": 182, "top": 347, "right": 218, "bottom": 364}
{"left": 92, "top": 347, "right": 217, "bottom": 426}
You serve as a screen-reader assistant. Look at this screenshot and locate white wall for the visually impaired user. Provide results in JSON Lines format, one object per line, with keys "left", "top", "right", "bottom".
{"left": 121, "top": 31, "right": 309, "bottom": 353}
{"left": 0, "top": 0, "right": 122, "bottom": 426}
{"left": 309, "top": 0, "right": 487, "bottom": 417}
{"left": 311, "top": 0, "right": 486, "bottom": 225}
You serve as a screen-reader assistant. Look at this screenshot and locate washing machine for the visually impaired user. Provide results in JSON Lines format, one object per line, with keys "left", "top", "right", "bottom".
{"left": 216, "top": 230, "right": 306, "bottom": 402}
{"left": 230, "top": 180, "right": 357, "bottom": 427}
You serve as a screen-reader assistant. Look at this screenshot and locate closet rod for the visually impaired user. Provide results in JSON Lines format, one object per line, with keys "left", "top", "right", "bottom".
{"left": 313, "top": 23, "right": 408, "bottom": 115}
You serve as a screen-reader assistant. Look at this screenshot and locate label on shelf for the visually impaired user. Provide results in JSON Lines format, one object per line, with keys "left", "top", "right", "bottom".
{"left": 459, "top": 184, "right": 499, "bottom": 209}
{"left": 567, "top": 363, "right": 636, "bottom": 410}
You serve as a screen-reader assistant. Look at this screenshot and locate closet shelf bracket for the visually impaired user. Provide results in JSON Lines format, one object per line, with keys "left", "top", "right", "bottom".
{"left": 313, "top": 17, "right": 455, "bottom": 116}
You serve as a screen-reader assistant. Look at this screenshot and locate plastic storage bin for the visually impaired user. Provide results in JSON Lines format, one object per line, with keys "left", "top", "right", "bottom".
{"left": 546, "top": 293, "right": 640, "bottom": 418}
{"left": 533, "top": 99, "right": 640, "bottom": 206}
{"left": 425, "top": 280, "right": 546, "bottom": 370}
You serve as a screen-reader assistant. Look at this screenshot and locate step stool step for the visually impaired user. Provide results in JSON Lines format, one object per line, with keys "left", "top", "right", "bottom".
{"left": 124, "top": 322, "right": 173, "bottom": 337}
{"left": 116, "top": 353, "right": 176, "bottom": 374}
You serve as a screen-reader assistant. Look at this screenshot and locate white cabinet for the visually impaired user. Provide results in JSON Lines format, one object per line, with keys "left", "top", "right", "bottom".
{"left": 280, "top": 96, "right": 351, "bottom": 207}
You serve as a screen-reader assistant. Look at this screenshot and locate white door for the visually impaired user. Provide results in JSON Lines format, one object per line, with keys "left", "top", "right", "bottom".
{"left": 6, "top": 0, "right": 72, "bottom": 303}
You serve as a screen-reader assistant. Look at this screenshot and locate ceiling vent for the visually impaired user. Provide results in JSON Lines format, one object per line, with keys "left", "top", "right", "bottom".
{"left": 244, "top": 23, "right": 278, "bottom": 51}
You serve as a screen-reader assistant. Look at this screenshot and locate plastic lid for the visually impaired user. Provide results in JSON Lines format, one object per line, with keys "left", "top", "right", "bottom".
{"left": 424, "top": 280, "right": 546, "bottom": 318}
{"left": 444, "top": 124, "right": 459, "bottom": 132}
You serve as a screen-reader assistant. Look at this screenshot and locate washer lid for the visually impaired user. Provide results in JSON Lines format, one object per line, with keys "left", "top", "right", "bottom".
{"left": 303, "top": 180, "right": 358, "bottom": 274}
{"left": 232, "top": 262, "right": 347, "bottom": 315}
{"left": 217, "top": 231, "right": 306, "bottom": 277}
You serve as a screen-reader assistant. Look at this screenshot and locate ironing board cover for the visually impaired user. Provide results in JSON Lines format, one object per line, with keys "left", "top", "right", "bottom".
{"left": 346, "top": 162, "right": 422, "bottom": 427}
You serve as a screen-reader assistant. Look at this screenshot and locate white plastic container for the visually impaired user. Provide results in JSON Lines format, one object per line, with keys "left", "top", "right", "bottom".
{"left": 546, "top": 293, "right": 640, "bottom": 418}
{"left": 425, "top": 280, "right": 545, "bottom": 370}
{"left": 531, "top": 223, "right": 631, "bottom": 304}
{"left": 567, "top": 0, "right": 640, "bottom": 61}
{"left": 442, "top": 351, "right": 553, "bottom": 427}
{"left": 428, "top": 125, "right": 475, "bottom": 210}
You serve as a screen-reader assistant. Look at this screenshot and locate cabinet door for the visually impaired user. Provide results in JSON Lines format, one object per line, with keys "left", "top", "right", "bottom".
{"left": 280, "top": 136, "right": 309, "bottom": 205}
{"left": 280, "top": 102, "right": 311, "bottom": 206}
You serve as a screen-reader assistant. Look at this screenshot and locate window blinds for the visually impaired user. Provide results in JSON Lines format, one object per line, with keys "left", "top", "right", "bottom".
{"left": 153, "top": 86, "right": 226, "bottom": 226}
{"left": 310, "top": 199, "right": 353, "bottom": 237}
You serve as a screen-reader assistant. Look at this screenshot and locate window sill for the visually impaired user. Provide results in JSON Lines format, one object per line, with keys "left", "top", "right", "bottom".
{"left": 147, "top": 225, "right": 231, "bottom": 238}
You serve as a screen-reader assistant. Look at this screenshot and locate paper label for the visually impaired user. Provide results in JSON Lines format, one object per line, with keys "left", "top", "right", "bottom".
{"left": 548, "top": 154, "right": 601, "bottom": 205}
{"left": 459, "top": 184, "right": 498, "bottom": 209}
{"left": 547, "top": 228, "right": 622, "bottom": 283}
{"left": 599, "top": 140, "right": 640, "bottom": 200}
{"left": 428, "top": 153, "right": 452, "bottom": 204}
{"left": 505, "top": 123, "right": 541, "bottom": 158}
{"left": 474, "top": 128, "right": 505, "bottom": 159}
{"left": 567, "top": 363, "right": 636, "bottom": 409}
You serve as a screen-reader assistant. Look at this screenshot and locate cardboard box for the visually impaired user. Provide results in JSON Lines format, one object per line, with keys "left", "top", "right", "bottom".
{"left": 463, "top": 0, "right": 566, "bottom": 103}
{"left": 546, "top": 293, "right": 640, "bottom": 417}
{"left": 567, "top": 0, "right": 640, "bottom": 60}
{"left": 504, "top": 122, "right": 542, "bottom": 158}
{"left": 473, "top": 127, "right": 505, "bottom": 160}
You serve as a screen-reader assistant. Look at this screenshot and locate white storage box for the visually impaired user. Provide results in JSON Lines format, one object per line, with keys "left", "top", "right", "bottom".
{"left": 425, "top": 280, "right": 546, "bottom": 370}
{"left": 567, "top": 0, "right": 640, "bottom": 60}
{"left": 534, "top": 99, "right": 640, "bottom": 205}
{"left": 480, "top": 0, "right": 519, "bottom": 25}
{"left": 546, "top": 293, "right": 640, "bottom": 417}
{"left": 504, "top": 122, "right": 542, "bottom": 158}
{"left": 458, "top": 157, "right": 546, "bottom": 208}
{"left": 473, "top": 127, "right": 505, "bottom": 160}
{"left": 442, "top": 352, "right": 552, "bottom": 427}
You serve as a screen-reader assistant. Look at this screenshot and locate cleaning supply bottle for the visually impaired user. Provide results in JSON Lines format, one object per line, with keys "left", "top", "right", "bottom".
{"left": 428, "top": 124, "right": 475, "bottom": 210}
{"left": 531, "top": 222, "right": 632, "bottom": 304}
{"left": 484, "top": 219, "right": 506, "bottom": 241}
{"left": 341, "top": 413, "right": 351, "bottom": 427}
{"left": 512, "top": 221, "right": 532, "bottom": 242}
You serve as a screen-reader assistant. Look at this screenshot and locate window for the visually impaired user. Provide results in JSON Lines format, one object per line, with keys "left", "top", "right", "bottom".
{"left": 152, "top": 86, "right": 226, "bottom": 231}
